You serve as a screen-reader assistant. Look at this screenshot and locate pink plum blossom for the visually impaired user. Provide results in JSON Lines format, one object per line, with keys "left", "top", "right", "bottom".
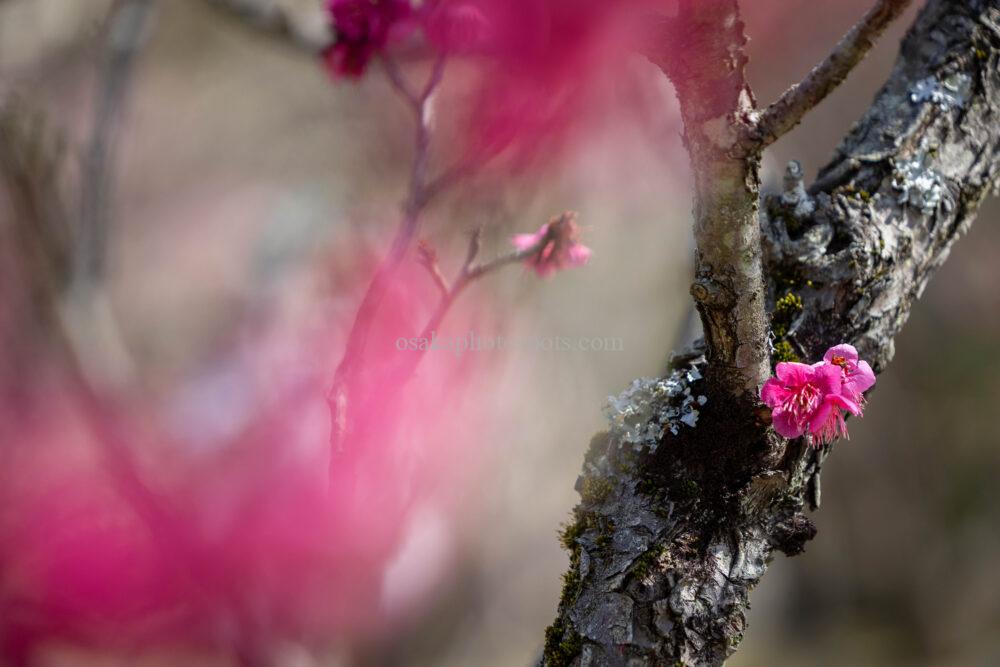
{"left": 512, "top": 212, "right": 591, "bottom": 278}
{"left": 761, "top": 344, "right": 876, "bottom": 447}
{"left": 822, "top": 343, "right": 876, "bottom": 404}
{"left": 323, "top": 0, "right": 413, "bottom": 78}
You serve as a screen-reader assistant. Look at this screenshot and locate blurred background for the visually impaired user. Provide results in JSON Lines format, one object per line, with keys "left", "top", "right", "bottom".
{"left": 0, "top": 1, "right": 998, "bottom": 666}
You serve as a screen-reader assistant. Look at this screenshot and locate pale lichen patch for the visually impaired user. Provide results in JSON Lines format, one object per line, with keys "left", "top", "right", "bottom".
{"left": 892, "top": 149, "right": 951, "bottom": 215}
{"left": 909, "top": 72, "right": 971, "bottom": 110}
{"left": 604, "top": 357, "right": 708, "bottom": 453}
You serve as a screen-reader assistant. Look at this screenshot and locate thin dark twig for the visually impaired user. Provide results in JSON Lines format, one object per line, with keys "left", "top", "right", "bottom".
{"left": 383, "top": 52, "right": 447, "bottom": 117}
{"left": 419, "top": 53, "right": 448, "bottom": 105}
{"left": 326, "top": 52, "right": 521, "bottom": 464}
{"left": 326, "top": 55, "right": 447, "bottom": 461}
{"left": 746, "top": 0, "right": 913, "bottom": 150}
{"left": 382, "top": 56, "right": 421, "bottom": 112}
{"left": 78, "top": 0, "right": 157, "bottom": 285}
{"left": 417, "top": 240, "right": 450, "bottom": 298}
{"left": 332, "top": 221, "right": 546, "bottom": 462}
{"left": 387, "top": 227, "right": 545, "bottom": 385}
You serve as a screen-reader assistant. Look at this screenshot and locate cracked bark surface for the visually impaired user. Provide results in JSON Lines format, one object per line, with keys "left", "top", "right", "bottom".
{"left": 542, "top": 1, "right": 1000, "bottom": 665}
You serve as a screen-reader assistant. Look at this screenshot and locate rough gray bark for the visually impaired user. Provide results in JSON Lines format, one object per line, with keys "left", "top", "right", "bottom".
{"left": 542, "top": 1, "right": 1000, "bottom": 665}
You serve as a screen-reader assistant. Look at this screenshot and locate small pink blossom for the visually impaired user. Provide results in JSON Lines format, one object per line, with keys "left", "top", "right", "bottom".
{"left": 761, "top": 344, "right": 876, "bottom": 447}
{"left": 512, "top": 212, "right": 591, "bottom": 278}
{"left": 323, "top": 0, "right": 413, "bottom": 78}
{"left": 822, "top": 343, "right": 876, "bottom": 404}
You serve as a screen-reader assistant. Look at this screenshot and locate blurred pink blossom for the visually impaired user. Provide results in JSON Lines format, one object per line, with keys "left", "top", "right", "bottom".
{"left": 0, "top": 249, "right": 503, "bottom": 659}
{"left": 512, "top": 213, "right": 591, "bottom": 278}
{"left": 323, "top": 0, "right": 414, "bottom": 78}
{"left": 322, "top": 0, "right": 668, "bottom": 170}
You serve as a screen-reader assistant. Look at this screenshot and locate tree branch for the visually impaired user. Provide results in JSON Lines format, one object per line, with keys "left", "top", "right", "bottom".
{"left": 746, "top": 0, "right": 914, "bottom": 150}
{"left": 653, "top": 0, "right": 769, "bottom": 398}
{"left": 390, "top": 220, "right": 558, "bottom": 385}
{"left": 542, "top": 0, "right": 1000, "bottom": 664}
{"left": 326, "top": 55, "right": 463, "bottom": 463}
{"left": 417, "top": 239, "right": 450, "bottom": 299}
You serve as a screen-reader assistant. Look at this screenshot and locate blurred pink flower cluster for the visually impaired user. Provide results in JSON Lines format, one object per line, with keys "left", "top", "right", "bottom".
{"left": 323, "top": 0, "right": 492, "bottom": 78}
{"left": 761, "top": 344, "right": 876, "bottom": 446}
{"left": 323, "top": 0, "right": 667, "bottom": 170}
{"left": 323, "top": 0, "right": 414, "bottom": 77}
{"left": 0, "top": 254, "right": 500, "bottom": 658}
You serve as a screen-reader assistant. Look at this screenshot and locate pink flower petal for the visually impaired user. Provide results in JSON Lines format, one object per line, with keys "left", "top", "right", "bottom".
{"left": 774, "top": 362, "right": 815, "bottom": 387}
{"left": 826, "top": 392, "right": 861, "bottom": 417}
{"left": 512, "top": 230, "right": 544, "bottom": 251}
{"left": 845, "top": 359, "right": 876, "bottom": 398}
{"left": 823, "top": 344, "right": 859, "bottom": 365}
{"left": 567, "top": 244, "right": 592, "bottom": 265}
{"left": 814, "top": 363, "right": 843, "bottom": 396}
{"left": 772, "top": 408, "right": 806, "bottom": 439}
{"left": 760, "top": 377, "right": 789, "bottom": 409}
{"left": 809, "top": 397, "right": 851, "bottom": 446}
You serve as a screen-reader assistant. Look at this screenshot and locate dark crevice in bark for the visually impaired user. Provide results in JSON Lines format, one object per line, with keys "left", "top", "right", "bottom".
{"left": 542, "top": 1, "right": 1000, "bottom": 665}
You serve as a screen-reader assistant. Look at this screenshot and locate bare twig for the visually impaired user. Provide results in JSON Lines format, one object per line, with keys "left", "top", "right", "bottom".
{"left": 1, "top": 3, "right": 162, "bottom": 547}
{"left": 382, "top": 56, "right": 422, "bottom": 112}
{"left": 422, "top": 133, "right": 511, "bottom": 206}
{"left": 387, "top": 224, "right": 547, "bottom": 387}
{"left": 326, "top": 55, "right": 449, "bottom": 460}
{"left": 331, "top": 210, "right": 555, "bottom": 464}
{"left": 420, "top": 53, "right": 448, "bottom": 105}
{"left": 384, "top": 53, "right": 447, "bottom": 116}
{"left": 416, "top": 239, "right": 450, "bottom": 298}
{"left": 746, "top": 0, "right": 914, "bottom": 149}
{"left": 1, "top": 5, "right": 172, "bottom": 588}
{"left": 422, "top": 158, "right": 477, "bottom": 204}
{"left": 425, "top": 228, "right": 532, "bottom": 332}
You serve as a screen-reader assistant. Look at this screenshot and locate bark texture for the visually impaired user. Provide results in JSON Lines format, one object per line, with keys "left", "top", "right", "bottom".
{"left": 542, "top": 1, "right": 1000, "bottom": 665}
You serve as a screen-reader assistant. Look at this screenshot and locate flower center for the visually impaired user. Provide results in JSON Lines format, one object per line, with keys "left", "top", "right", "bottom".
{"left": 784, "top": 382, "right": 821, "bottom": 424}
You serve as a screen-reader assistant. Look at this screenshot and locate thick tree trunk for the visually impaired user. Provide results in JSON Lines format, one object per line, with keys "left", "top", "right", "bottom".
{"left": 542, "top": 1, "right": 1000, "bottom": 665}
